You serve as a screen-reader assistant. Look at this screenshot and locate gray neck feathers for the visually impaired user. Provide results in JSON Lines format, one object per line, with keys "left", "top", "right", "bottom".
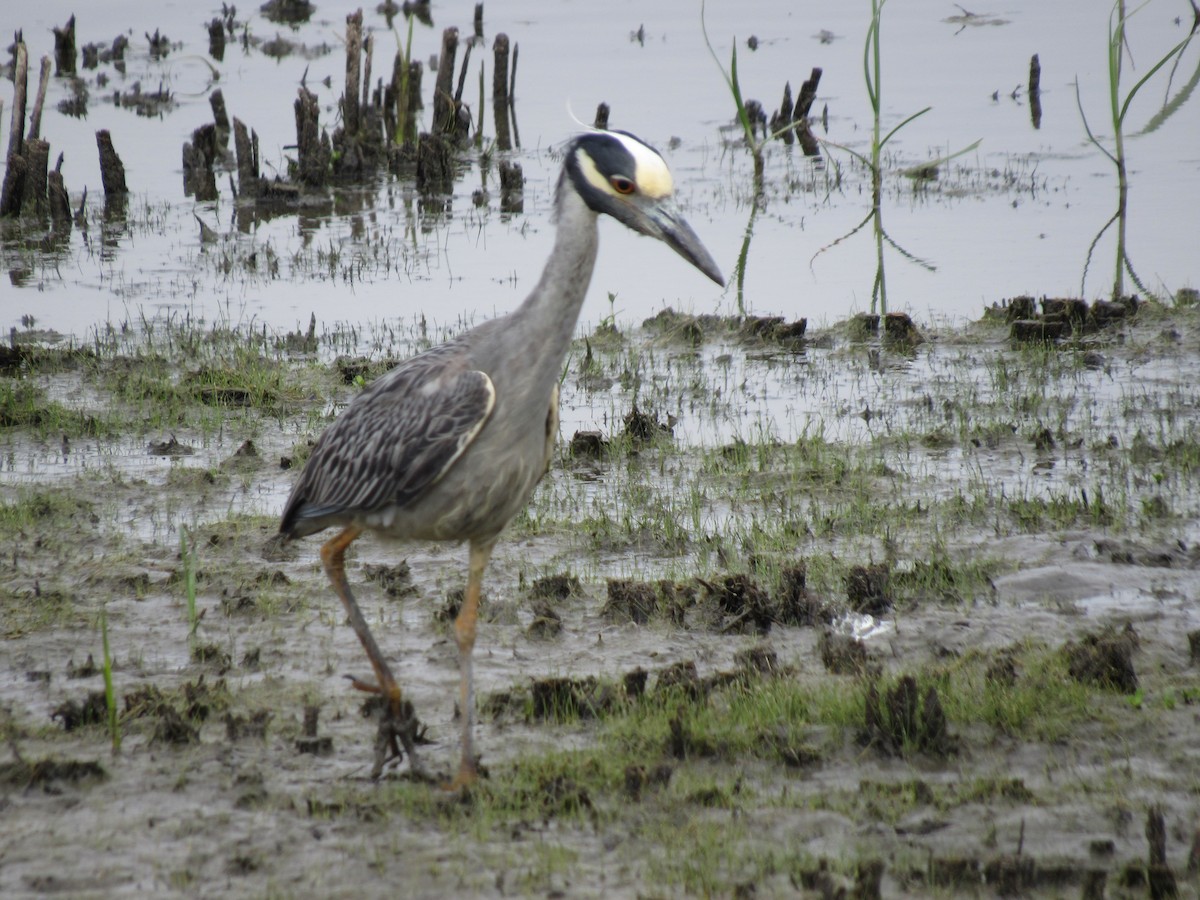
{"left": 514, "top": 171, "right": 600, "bottom": 357}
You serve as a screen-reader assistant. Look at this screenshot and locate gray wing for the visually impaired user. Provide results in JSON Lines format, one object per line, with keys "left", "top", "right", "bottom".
{"left": 280, "top": 343, "right": 495, "bottom": 537}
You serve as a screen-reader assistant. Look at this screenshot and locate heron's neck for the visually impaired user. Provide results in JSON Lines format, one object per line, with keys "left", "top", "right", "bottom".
{"left": 516, "top": 179, "right": 599, "bottom": 355}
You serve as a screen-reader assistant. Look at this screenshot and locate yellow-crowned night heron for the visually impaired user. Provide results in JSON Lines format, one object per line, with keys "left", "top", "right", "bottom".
{"left": 279, "top": 129, "right": 723, "bottom": 787}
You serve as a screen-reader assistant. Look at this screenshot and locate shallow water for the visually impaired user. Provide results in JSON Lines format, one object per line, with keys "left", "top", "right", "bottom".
{"left": 1, "top": 0, "right": 1197, "bottom": 341}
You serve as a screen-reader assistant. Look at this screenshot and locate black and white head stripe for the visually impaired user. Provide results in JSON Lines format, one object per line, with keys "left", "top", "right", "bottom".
{"left": 567, "top": 130, "right": 675, "bottom": 204}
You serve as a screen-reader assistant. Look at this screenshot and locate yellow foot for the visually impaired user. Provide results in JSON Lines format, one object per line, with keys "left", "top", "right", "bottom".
{"left": 442, "top": 764, "right": 479, "bottom": 792}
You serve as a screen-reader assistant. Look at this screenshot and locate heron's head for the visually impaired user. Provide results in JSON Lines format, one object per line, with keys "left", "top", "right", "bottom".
{"left": 564, "top": 130, "right": 724, "bottom": 286}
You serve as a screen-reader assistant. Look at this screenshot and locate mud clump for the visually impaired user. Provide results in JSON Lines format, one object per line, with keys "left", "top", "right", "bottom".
{"left": 153, "top": 707, "right": 200, "bottom": 745}
{"left": 777, "top": 562, "right": 835, "bottom": 626}
{"left": 1062, "top": 624, "right": 1139, "bottom": 693}
{"left": 528, "top": 573, "right": 581, "bottom": 600}
{"left": 536, "top": 774, "right": 593, "bottom": 818}
{"left": 819, "top": 631, "right": 869, "bottom": 675}
{"left": 667, "top": 709, "right": 723, "bottom": 760}
{"left": 861, "top": 675, "right": 954, "bottom": 757}
{"left": 482, "top": 675, "right": 629, "bottom": 724}
{"left": 602, "top": 579, "right": 658, "bottom": 624}
{"left": 998, "top": 294, "right": 1140, "bottom": 344}
{"left": 568, "top": 430, "right": 608, "bottom": 458}
{"left": 0, "top": 757, "right": 106, "bottom": 788}
{"left": 364, "top": 560, "right": 415, "bottom": 598}
{"left": 623, "top": 762, "right": 674, "bottom": 801}
{"left": 701, "top": 573, "right": 774, "bottom": 634}
{"left": 51, "top": 691, "right": 107, "bottom": 730}
{"left": 655, "top": 660, "right": 701, "bottom": 698}
{"left": 295, "top": 703, "right": 333, "bottom": 756}
{"left": 740, "top": 314, "right": 808, "bottom": 347}
{"left": 66, "top": 654, "right": 99, "bottom": 679}
{"left": 621, "top": 404, "right": 673, "bottom": 443}
{"left": 846, "top": 563, "right": 892, "bottom": 616}
{"left": 192, "top": 641, "right": 232, "bottom": 673}
{"left": 120, "top": 676, "right": 231, "bottom": 744}
{"left": 225, "top": 709, "right": 274, "bottom": 741}
{"left": 529, "top": 676, "right": 621, "bottom": 721}
{"left": 622, "top": 667, "right": 648, "bottom": 699}
{"left": 525, "top": 601, "right": 562, "bottom": 639}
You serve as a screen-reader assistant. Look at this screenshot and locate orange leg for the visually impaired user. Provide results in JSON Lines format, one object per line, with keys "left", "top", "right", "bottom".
{"left": 321, "top": 526, "right": 422, "bottom": 778}
{"left": 446, "top": 539, "right": 495, "bottom": 790}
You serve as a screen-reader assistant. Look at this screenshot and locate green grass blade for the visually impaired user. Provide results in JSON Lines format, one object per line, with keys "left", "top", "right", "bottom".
{"left": 879, "top": 106, "right": 931, "bottom": 148}
{"left": 1073, "top": 78, "right": 1119, "bottom": 165}
{"left": 101, "top": 605, "right": 120, "bottom": 754}
{"left": 1118, "top": 34, "right": 1193, "bottom": 123}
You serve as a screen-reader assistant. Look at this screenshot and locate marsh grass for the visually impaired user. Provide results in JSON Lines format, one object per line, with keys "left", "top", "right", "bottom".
{"left": 313, "top": 644, "right": 1108, "bottom": 896}
{"left": 100, "top": 603, "right": 121, "bottom": 754}
{"left": 1076, "top": 0, "right": 1196, "bottom": 301}
{"left": 0, "top": 380, "right": 106, "bottom": 436}
{"left": 180, "top": 526, "right": 199, "bottom": 652}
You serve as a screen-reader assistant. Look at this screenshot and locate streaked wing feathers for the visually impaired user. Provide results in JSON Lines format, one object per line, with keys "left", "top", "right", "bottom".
{"left": 282, "top": 348, "right": 495, "bottom": 530}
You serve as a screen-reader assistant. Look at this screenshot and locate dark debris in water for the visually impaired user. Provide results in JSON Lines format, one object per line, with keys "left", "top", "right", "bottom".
{"left": 621, "top": 404, "right": 673, "bottom": 444}
{"left": 148, "top": 434, "right": 194, "bottom": 456}
{"left": 261, "top": 0, "right": 316, "bottom": 25}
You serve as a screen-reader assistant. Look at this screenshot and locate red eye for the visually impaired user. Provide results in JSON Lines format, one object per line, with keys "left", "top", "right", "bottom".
{"left": 611, "top": 176, "right": 636, "bottom": 195}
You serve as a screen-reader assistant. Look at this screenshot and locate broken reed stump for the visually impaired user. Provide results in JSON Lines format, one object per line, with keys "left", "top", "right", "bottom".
{"left": 182, "top": 125, "right": 218, "bottom": 201}
{"left": 96, "top": 130, "right": 128, "bottom": 197}
{"left": 207, "top": 18, "right": 226, "bottom": 61}
{"left": 492, "top": 33, "right": 512, "bottom": 150}
{"left": 210, "top": 89, "right": 230, "bottom": 146}
{"left": 329, "top": 10, "right": 385, "bottom": 176}
{"left": 386, "top": 55, "right": 423, "bottom": 152}
{"left": 28, "top": 56, "right": 53, "bottom": 142}
{"left": 1146, "top": 805, "right": 1178, "bottom": 898}
{"left": 0, "top": 156, "right": 28, "bottom": 218}
{"left": 21, "top": 139, "right": 50, "bottom": 218}
{"left": 508, "top": 41, "right": 521, "bottom": 147}
{"left": 7, "top": 39, "right": 29, "bottom": 162}
{"left": 771, "top": 82, "right": 795, "bottom": 145}
{"left": 795, "top": 67, "right": 823, "bottom": 156}
{"left": 1028, "top": 53, "right": 1042, "bottom": 130}
{"left": 361, "top": 31, "right": 373, "bottom": 115}
{"left": 53, "top": 15, "right": 77, "bottom": 76}
{"left": 433, "top": 27, "right": 460, "bottom": 137}
{"left": 342, "top": 9, "right": 363, "bottom": 138}
{"left": 232, "top": 117, "right": 260, "bottom": 198}
{"left": 415, "top": 132, "right": 454, "bottom": 193}
{"left": 48, "top": 155, "right": 71, "bottom": 224}
{"left": 294, "top": 87, "right": 330, "bottom": 188}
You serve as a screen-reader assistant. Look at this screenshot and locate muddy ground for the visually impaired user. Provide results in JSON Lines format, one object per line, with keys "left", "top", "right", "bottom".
{"left": 2, "top": 304, "right": 1199, "bottom": 899}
